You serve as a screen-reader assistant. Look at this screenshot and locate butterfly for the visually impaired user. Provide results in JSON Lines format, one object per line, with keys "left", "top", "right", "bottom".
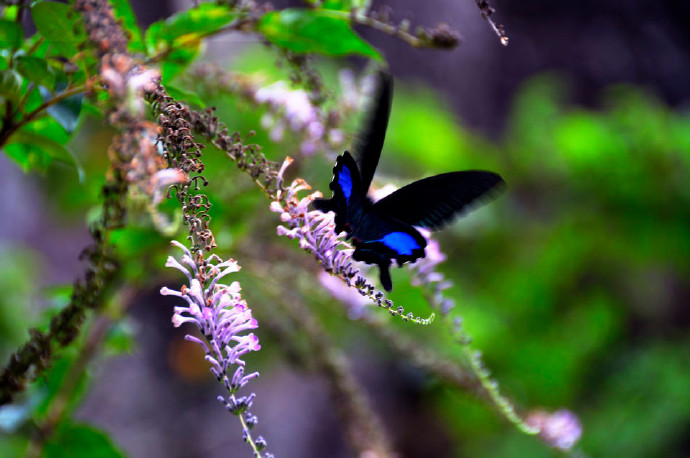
{"left": 313, "top": 72, "right": 505, "bottom": 291}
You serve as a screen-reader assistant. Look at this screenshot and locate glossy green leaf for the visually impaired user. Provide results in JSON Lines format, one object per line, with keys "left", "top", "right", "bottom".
{"left": 0, "top": 69, "right": 22, "bottom": 103}
{"left": 31, "top": 1, "right": 78, "bottom": 57}
{"left": 21, "top": 116, "right": 70, "bottom": 147}
{"left": 258, "top": 9, "right": 381, "bottom": 60}
{"left": 145, "top": 3, "right": 237, "bottom": 54}
{"left": 110, "top": 0, "right": 145, "bottom": 53}
{"left": 0, "top": 19, "right": 23, "bottom": 50}
{"left": 145, "top": 3, "right": 236, "bottom": 79}
{"left": 4, "top": 143, "right": 52, "bottom": 173}
{"left": 15, "top": 56, "right": 55, "bottom": 88}
{"left": 44, "top": 423, "right": 124, "bottom": 458}
{"left": 39, "top": 85, "right": 84, "bottom": 134}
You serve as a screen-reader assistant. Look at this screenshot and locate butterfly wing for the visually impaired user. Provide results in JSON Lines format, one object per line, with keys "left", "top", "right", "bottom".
{"left": 350, "top": 207, "right": 427, "bottom": 291}
{"left": 352, "top": 71, "right": 393, "bottom": 194}
{"left": 312, "top": 151, "right": 370, "bottom": 234}
{"left": 372, "top": 171, "right": 505, "bottom": 230}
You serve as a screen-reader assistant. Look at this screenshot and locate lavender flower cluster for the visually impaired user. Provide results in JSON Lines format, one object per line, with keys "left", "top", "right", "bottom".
{"left": 527, "top": 409, "right": 583, "bottom": 451}
{"left": 255, "top": 70, "right": 374, "bottom": 157}
{"left": 270, "top": 173, "right": 359, "bottom": 281}
{"left": 160, "top": 241, "right": 268, "bottom": 454}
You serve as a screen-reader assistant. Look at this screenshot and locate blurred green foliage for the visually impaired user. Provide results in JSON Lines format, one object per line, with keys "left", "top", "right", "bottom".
{"left": 4, "top": 43, "right": 690, "bottom": 452}
{"left": 1, "top": 0, "right": 689, "bottom": 454}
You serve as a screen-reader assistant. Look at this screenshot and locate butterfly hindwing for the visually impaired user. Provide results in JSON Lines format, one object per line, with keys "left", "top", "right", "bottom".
{"left": 371, "top": 171, "right": 505, "bottom": 230}
{"left": 350, "top": 209, "right": 427, "bottom": 292}
{"left": 352, "top": 209, "right": 427, "bottom": 265}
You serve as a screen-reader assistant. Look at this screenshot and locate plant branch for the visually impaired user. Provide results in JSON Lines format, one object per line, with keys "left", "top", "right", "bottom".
{"left": 0, "top": 82, "right": 92, "bottom": 149}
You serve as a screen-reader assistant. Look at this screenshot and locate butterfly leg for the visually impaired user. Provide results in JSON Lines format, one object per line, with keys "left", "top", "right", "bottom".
{"left": 377, "top": 260, "right": 393, "bottom": 292}
{"left": 353, "top": 247, "right": 394, "bottom": 292}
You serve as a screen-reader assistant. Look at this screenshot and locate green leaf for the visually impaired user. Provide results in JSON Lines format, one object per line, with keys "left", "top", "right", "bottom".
{"left": 5, "top": 127, "right": 83, "bottom": 179}
{"left": 44, "top": 423, "right": 124, "bottom": 458}
{"left": 4, "top": 142, "right": 52, "bottom": 173}
{"left": 31, "top": 1, "right": 78, "bottom": 57}
{"left": 39, "top": 85, "right": 84, "bottom": 134}
{"left": 15, "top": 56, "right": 55, "bottom": 88}
{"left": 0, "top": 69, "right": 23, "bottom": 103}
{"left": 157, "top": 47, "right": 199, "bottom": 82}
{"left": 22, "top": 116, "right": 70, "bottom": 144}
{"left": 110, "top": 0, "right": 146, "bottom": 54}
{"left": 2, "top": 6, "right": 19, "bottom": 21}
{"left": 145, "top": 3, "right": 237, "bottom": 50}
{"left": 321, "top": 0, "right": 353, "bottom": 10}
{"left": 145, "top": 3, "right": 237, "bottom": 79}
{"left": 165, "top": 84, "right": 206, "bottom": 108}
{"left": 258, "top": 9, "right": 381, "bottom": 60}
{"left": 0, "top": 19, "right": 23, "bottom": 50}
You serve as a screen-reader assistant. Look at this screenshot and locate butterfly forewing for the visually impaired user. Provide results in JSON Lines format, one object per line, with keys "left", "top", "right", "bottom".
{"left": 313, "top": 152, "right": 369, "bottom": 234}
{"left": 352, "top": 72, "right": 393, "bottom": 194}
{"left": 371, "top": 171, "right": 505, "bottom": 230}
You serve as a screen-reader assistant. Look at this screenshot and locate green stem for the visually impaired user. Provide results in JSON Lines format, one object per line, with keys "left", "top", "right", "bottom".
{"left": 319, "top": 9, "right": 426, "bottom": 48}
{"left": 457, "top": 331, "right": 539, "bottom": 435}
{"left": 26, "top": 37, "right": 45, "bottom": 57}
{"left": 235, "top": 402, "right": 263, "bottom": 456}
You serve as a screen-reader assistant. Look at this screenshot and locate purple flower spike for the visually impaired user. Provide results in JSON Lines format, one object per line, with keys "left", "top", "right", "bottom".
{"left": 161, "top": 241, "right": 268, "bottom": 454}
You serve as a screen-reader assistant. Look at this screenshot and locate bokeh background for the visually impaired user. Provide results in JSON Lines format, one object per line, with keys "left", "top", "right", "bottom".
{"left": 1, "top": 0, "right": 689, "bottom": 456}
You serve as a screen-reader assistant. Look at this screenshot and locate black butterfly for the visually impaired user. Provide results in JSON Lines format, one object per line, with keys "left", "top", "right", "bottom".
{"left": 313, "top": 72, "right": 505, "bottom": 291}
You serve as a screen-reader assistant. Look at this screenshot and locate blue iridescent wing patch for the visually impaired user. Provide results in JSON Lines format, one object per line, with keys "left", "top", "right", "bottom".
{"left": 350, "top": 210, "right": 427, "bottom": 292}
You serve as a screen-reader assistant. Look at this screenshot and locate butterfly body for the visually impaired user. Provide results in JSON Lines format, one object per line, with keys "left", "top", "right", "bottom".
{"left": 313, "top": 73, "right": 504, "bottom": 291}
